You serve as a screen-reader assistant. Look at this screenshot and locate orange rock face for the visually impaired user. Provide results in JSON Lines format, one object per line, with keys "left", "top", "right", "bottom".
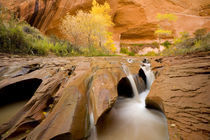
{"left": 0, "top": 0, "right": 209, "bottom": 43}
{"left": 0, "top": 53, "right": 209, "bottom": 139}
{"left": 147, "top": 52, "right": 210, "bottom": 140}
{"left": 0, "top": 55, "right": 142, "bottom": 140}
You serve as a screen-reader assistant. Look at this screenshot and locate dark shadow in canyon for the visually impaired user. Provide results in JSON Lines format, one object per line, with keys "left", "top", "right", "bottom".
{"left": 0, "top": 78, "right": 42, "bottom": 106}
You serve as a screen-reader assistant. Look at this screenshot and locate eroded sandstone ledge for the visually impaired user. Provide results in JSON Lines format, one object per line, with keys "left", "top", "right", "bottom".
{"left": 147, "top": 52, "right": 210, "bottom": 140}
{"left": 0, "top": 52, "right": 209, "bottom": 140}
{"left": 0, "top": 54, "right": 141, "bottom": 140}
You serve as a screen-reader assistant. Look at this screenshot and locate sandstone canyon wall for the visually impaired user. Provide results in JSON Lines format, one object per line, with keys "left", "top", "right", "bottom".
{"left": 0, "top": 0, "right": 209, "bottom": 44}
{"left": 0, "top": 53, "right": 209, "bottom": 140}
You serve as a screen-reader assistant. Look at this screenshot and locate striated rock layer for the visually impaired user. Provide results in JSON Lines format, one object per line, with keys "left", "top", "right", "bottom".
{"left": 0, "top": 0, "right": 209, "bottom": 44}
{"left": 0, "top": 52, "right": 209, "bottom": 139}
{"left": 147, "top": 52, "right": 210, "bottom": 140}
{"left": 0, "top": 54, "right": 142, "bottom": 140}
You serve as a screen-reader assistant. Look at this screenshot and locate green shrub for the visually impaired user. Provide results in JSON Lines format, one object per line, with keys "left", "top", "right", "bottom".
{"left": 151, "top": 42, "right": 159, "bottom": 48}
{"left": 0, "top": 7, "right": 105, "bottom": 56}
{"left": 174, "top": 31, "right": 189, "bottom": 45}
{"left": 144, "top": 51, "right": 158, "bottom": 56}
{"left": 83, "top": 46, "right": 110, "bottom": 56}
{"left": 0, "top": 22, "right": 32, "bottom": 54}
{"left": 194, "top": 28, "right": 207, "bottom": 40}
{"left": 0, "top": 7, "right": 85, "bottom": 56}
{"left": 50, "top": 42, "right": 68, "bottom": 56}
{"left": 132, "top": 43, "right": 144, "bottom": 47}
{"left": 0, "top": 6, "right": 116, "bottom": 57}
{"left": 31, "top": 38, "right": 51, "bottom": 55}
{"left": 162, "top": 40, "right": 171, "bottom": 48}
{"left": 162, "top": 31, "right": 210, "bottom": 56}
{"left": 120, "top": 47, "right": 136, "bottom": 56}
{"left": 120, "top": 47, "right": 129, "bottom": 54}
{"left": 128, "top": 51, "right": 135, "bottom": 56}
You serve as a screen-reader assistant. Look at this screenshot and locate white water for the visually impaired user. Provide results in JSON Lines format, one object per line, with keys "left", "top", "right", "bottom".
{"left": 89, "top": 113, "right": 98, "bottom": 140}
{"left": 89, "top": 61, "right": 169, "bottom": 140}
{"left": 141, "top": 63, "right": 155, "bottom": 89}
{"left": 127, "top": 75, "right": 140, "bottom": 101}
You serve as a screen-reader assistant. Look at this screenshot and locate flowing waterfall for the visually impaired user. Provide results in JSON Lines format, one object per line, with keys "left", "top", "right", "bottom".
{"left": 138, "top": 62, "right": 155, "bottom": 106}
{"left": 122, "top": 62, "right": 155, "bottom": 105}
{"left": 122, "top": 64, "right": 139, "bottom": 101}
{"left": 141, "top": 62, "right": 155, "bottom": 89}
{"left": 89, "top": 113, "right": 97, "bottom": 140}
{"left": 89, "top": 59, "right": 169, "bottom": 140}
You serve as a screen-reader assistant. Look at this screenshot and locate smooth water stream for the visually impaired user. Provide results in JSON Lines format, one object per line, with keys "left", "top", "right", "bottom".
{"left": 89, "top": 60, "right": 169, "bottom": 140}
{"left": 122, "top": 64, "right": 140, "bottom": 101}
{"left": 0, "top": 100, "right": 27, "bottom": 125}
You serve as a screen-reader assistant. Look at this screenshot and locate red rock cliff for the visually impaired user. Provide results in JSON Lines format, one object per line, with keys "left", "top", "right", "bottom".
{"left": 0, "top": 0, "right": 210, "bottom": 43}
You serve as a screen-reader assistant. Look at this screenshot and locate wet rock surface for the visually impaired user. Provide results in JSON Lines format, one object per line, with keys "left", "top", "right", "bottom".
{"left": 0, "top": 52, "right": 209, "bottom": 140}
{"left": 147, "top": 52, "right": 210, "bottom": 140}
{"left": 0, "top": 54, "right": 141, "bottom": 140}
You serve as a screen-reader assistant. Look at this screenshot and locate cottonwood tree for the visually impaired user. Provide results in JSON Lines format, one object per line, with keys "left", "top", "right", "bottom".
{"left": 61, "top": 11, "right": 89, "bottom": 48}
{"left": 60, "top": 0, "right": 116, "bottom": 53}
{"left": 155, "top": 13, "right": 177, "bottom": 47}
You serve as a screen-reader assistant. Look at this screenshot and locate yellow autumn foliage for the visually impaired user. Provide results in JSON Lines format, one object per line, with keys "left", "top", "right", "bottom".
{"left": 91, "top": 0, "right": 113, "bottom": 27}
{"left": 60, "top": 0, "right": 116, "bottom": 53}
{"left": 155, "top": 29, "right": 172, "bottom": 36}
{"left": 156, "top": 13, "right": 177, "bottom": 21}
{"left": 155, "top": 13, "right": 177, "bottom": 46}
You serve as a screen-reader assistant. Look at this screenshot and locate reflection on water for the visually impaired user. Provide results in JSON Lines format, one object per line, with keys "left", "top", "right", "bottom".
{"left": 0, "top": 100, "right": 27, "bottom": 125}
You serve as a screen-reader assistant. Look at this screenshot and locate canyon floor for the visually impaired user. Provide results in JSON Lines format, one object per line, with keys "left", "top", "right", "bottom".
{"left": 0, "top": 52, "right": 209, "bottom": 140}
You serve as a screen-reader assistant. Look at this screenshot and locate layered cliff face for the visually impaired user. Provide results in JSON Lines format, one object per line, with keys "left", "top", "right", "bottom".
{"left": 0, "top": 0, "right": 93, "bottom": 37}
{"left": 113, "top": 0, "right": 210, "bottom": 42}
{"left": 147, "top": 52, "right": 210, "bottom": 140}
{"left": 0, "top": 0, "right": 209, "bottom": 43}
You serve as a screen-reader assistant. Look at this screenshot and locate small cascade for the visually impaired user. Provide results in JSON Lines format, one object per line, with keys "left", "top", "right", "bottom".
{"left": 122, "top": 64, "right": 139, "bottom": 101}
{"left": 121, "top": 61, "right": 155, "bottom": 106}
{"left": 138, "top": 61, "right": 155, "bottom": 106}
{"left": 89, "top": 113, "right": 97, "bottom": 140}
{"left": 89, "top": 59, "right": 169, "bottom": 140}
{"left": 140, "top": 62, "right": 155, "bottom": 89}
